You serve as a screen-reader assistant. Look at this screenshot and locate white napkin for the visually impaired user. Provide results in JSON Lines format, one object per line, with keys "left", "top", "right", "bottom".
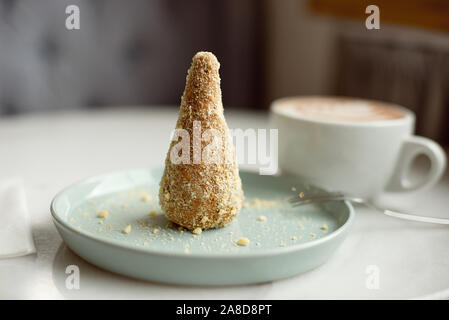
{"left": 0, "top": 178, "right": 36, "bottom": 258}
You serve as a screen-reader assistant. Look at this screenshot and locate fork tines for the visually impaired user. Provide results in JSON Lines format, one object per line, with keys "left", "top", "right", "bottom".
{"left": 288, "top": 191, "right": 346, "bottom": 207}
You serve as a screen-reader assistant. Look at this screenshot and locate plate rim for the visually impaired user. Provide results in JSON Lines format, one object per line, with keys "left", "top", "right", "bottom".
{"left": 51, "top": 167, "right": 355, "bottom": 259}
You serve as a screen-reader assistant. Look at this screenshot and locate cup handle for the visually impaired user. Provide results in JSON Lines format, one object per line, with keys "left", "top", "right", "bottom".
{"left": 385, "top": 136, "right": 446, "bottom": 192}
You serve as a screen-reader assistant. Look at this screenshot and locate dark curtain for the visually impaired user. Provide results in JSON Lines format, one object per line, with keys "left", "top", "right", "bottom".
{"left": 0, "top": 0, "right": 264, "bottom": 115}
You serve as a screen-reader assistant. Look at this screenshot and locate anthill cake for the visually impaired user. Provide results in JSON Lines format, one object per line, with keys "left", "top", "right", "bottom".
{"left": 159, "top": 51, "right": 244, "bottom": 230}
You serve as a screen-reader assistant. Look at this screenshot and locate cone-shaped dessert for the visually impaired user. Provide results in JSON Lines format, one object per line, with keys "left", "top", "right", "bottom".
{"left": 159, "top": 51, "right": 244, "bottom": 230}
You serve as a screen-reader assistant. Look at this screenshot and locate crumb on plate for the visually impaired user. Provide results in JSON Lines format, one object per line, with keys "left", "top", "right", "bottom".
{"left": 166, "top": 221, "right": 174, "bottom": 228}
{"left": 97, "top": 210, "right": 109, "bottom": 218}
{"left": 237, "top": 237, "right": 250, "bottom": 246}
{"left": 122, "top": 224, "right": 131, "bottom": 234}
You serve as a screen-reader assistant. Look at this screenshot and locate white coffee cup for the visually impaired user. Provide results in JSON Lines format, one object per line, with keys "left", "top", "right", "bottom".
{"left": 270, "top": 96, "right": 447, "bottom": 199}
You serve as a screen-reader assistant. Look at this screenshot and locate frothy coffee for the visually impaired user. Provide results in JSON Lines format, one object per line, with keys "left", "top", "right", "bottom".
{"left": 277, "top": 97, "right": 406, "bottom": 122}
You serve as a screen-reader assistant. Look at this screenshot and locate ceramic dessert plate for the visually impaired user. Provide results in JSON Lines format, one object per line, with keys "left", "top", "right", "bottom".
{"left": 51, "top": 168, "right": 354, "bottom": 285}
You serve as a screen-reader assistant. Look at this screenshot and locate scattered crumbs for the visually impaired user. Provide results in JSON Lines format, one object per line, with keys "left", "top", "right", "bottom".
{"left": 149, "top": 210, "right": 157, "bottom": 217}
{"left": 228, "top": 232, "right": 233, "bottom": 235}
{"left": 299, "top": 192, "right": 305, "bottom": 199}
{"left": 250, "top": 198, "right": 277, "bottom": 208}
{"left": 83, "top": 212, "right": 89, "bottom": 217}
{"left": 152, "top": 228, "right": 160, "bottom": 234}
{"left": 237, "top": 237, "right": 250, "bottom": 246}
{"left": 97, "top": 210, "right": 109, "bottom": 218}
{"left": 280, "top": 242, "right": 286, "bottom": 247}
{"left": 192, "top": 228, "right": 202, "bottom": 235}
{"left": 184, "top": 247, "right": 190, "bottom": 254}
{"left": 310, "top": 232, "right": 316, "bottom": 238}
{"left": 298, "top": 222, "right": 304, "bottom": 230}
{"left": 141, "top": 194, "right": 151, "bottom": 202}
{"left": 291, "top": 187, "right": 296, "bottom": 192}
{"left": 77, "top": 226, "right": 81, "bottom": 230}
{"left": 177, "top": 226, "right": 184, "bottom": 232}
{"left": 143, "top": 241, "right": 148, "bottom": 246}
{"left": 123, "top": 225, "right": 132, "bottom": 234}
{"left": 169, "top": 236, "right": 175, "bottom": 241}
{"left": 291, "top": 236, "right": 297, "bottom": 241}
{"left": 257, "top": 215, "right": 267, "bottom": 222}
{"left": 98, "top": 220, "right": 104, "bottom": 225}
{"left": 256, "top": 242, "right": 261, "bottom": 246}
{"left": 98, "top": 227, "right": 103, "bottom": 232}
{"left": 321, "top": 224, "right": 328, "bottom": 231}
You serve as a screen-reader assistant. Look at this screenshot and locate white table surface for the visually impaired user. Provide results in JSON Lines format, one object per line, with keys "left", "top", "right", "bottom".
{"left": 1, "top": 106, "right": 448, "bottom": 300}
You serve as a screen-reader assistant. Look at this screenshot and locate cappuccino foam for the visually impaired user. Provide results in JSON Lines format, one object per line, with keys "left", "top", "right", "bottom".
{"left": 279, "top": 97, "right": 405, "bottom": 122}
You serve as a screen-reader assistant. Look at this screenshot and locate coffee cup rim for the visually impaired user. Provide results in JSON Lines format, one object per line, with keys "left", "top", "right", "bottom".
{"left": 270, "top": 96, "right": 414, "bottom": 127}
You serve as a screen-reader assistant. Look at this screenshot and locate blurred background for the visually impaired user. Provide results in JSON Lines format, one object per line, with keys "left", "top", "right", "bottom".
{"left": 1, "top": 0, "right": 449, "bottom": 145}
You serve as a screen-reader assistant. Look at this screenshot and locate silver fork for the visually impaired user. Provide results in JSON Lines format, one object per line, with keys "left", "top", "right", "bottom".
{"left": 289, "top": 191, "right": 449, "bottom": 225}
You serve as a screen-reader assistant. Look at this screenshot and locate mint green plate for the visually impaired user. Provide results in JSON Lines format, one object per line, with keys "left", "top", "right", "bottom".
{"left": 51, "top": 168, "right": 354, "bottom": 285}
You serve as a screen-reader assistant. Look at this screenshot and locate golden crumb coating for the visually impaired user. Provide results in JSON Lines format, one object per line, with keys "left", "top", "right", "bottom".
{"left": 159, "top": 51, "right": 244, "bottom": 230}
